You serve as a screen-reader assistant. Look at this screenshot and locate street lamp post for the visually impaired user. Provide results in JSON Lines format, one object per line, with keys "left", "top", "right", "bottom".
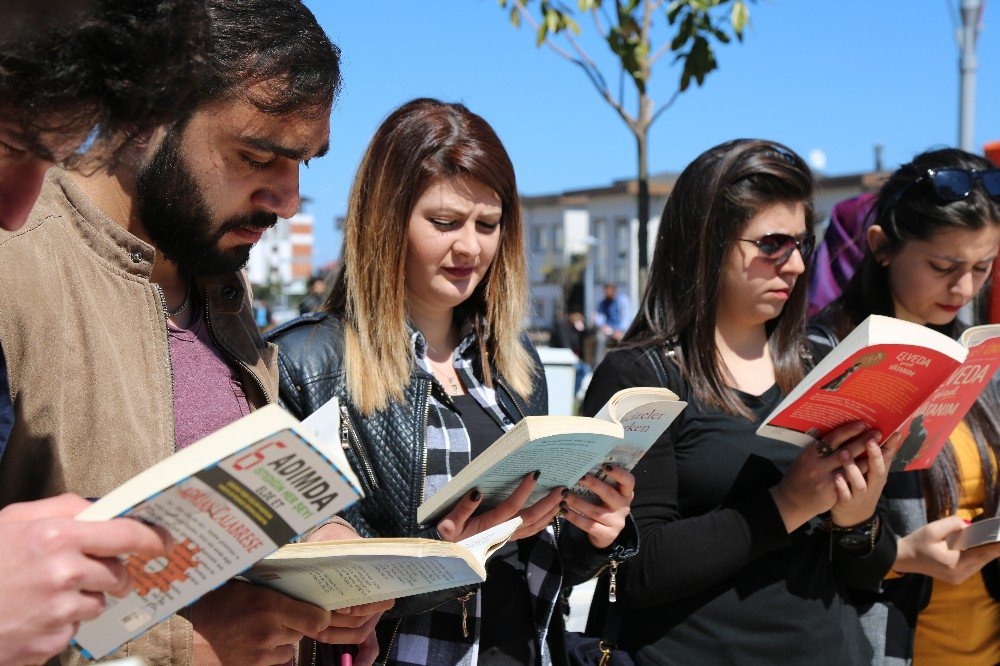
{"left": 958, "top": 0, "right": 983, "bottom": 152}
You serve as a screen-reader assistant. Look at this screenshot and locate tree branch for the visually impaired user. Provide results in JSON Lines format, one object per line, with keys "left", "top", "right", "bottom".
{"left": 509, "top": 1, "right": 581, "bottom": 65}
{"left": 649, "top": 0, "right": 667, "bottom": 13}
{"left": 600, "top": 2, "right": 615, "bottom": 30}
{"left": 619, "top": 65, "right": 625, "bottom": 109}
{"left": 636, "top": 0, "right": 654, "bottom": 124}
{"left": 649, "top": 87, "right": 682, "bottom": 128}
{"left": 648, "top": 39, "right": 673, "bottom": 66}
{"left": 508, "top": 0, "right": 637, "bottom": 128}
{"left": 591, "top": 5, "right": 609, "bottom": 39}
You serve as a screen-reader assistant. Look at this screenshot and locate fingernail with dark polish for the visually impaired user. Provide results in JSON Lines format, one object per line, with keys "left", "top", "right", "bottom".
{"left": 559, "top": 501, "right": 568, "bottom": 510}
{"left": 561, "top": 488, "right": 570, "bottom": 498}
{"left": 559, "top": 507, "right": 568, "bottom": 515}
{"left": 532, "top": 470, "right": 541, "bottom": 481}
{"left": 603, "top": 463, "right": 613, "bottom": 472}
{"left": 470, "top": 490, "right": 481, "bottom": 502}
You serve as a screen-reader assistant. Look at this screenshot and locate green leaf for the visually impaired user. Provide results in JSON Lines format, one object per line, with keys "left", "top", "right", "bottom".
{"left": 666, "top": 0, "right": 685, "bottom": 24}
{"left": 670, "top": 12, "right": 694, "bottom": 50}
{"left": 680, "top": 65, "right": 692, "bottom": 92}
{"left": 730, "top": 0, "right": 749, "bottom": 36}
{"left": 686, "top": 36, "right": 718, "bottom": 86}
{"left": 545, "top": 7, "right": 560, "bottom": 32}
{"left": 536, "top": 23, "right": 547, "bottom": 45}
{"left": 510, "top": 6, "right": 521, "bottom": 27}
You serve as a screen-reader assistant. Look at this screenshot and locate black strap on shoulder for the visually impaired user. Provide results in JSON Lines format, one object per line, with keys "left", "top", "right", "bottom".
{"left": 808, "top": 321, "right": 840, "bottom": 349}
{"left": 804, "top": 322, "right": 842, "bottom": 371}
{"left": 642, "top": 346, "right": 670, "bottom": 388}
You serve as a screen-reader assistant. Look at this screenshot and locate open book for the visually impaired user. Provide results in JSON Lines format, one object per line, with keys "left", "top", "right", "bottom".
{"left": 72, "top": 403, "right": 362, "bottom": 659}
{"left": 758, "top": 315, "right": 1000, "bottom": 471}
{"left": 243, "top": 517, "right": 522, "bottom": 609}
{"left": 416, "top": 387, "right": 685, "bottom": 525}
{"left": 948, "top": 516, "right": 1000, "bottom": 551}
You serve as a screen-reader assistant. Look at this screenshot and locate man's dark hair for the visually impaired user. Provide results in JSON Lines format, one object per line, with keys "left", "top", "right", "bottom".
{"left": 197, "top": 0, "right": 341, "bottom": 118}
{"left": 0, "top": 0, "right": 211, "bottom": 159}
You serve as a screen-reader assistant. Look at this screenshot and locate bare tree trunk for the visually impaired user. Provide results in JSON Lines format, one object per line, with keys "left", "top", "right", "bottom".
{"left": 636, "top": 129, "right": 650, "bottom": 295}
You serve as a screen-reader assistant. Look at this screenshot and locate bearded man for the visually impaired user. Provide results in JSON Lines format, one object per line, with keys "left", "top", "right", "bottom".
{"left": 0, "top": 1, "right": 390, "bottom": 663}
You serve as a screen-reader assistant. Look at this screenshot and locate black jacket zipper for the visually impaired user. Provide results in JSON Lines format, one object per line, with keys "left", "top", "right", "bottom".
{"left": 339, "top": 402, "right": 380, "bottom": 491}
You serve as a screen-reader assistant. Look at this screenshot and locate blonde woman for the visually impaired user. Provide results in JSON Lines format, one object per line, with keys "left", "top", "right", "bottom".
{"left": 267, "top": 98, "right": 637, "bottom": 666}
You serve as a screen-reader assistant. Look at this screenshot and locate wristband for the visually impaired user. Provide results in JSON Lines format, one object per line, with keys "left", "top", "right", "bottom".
{"left": 824, "top": 514, "right": 880, "bottom": 556}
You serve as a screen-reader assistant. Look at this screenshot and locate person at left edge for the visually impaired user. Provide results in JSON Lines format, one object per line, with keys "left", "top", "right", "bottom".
{"left": 0, "top": 1, "right": 392, "bottom": 664}
{"left": 1, "top": 2, "right": 208, "bottom": 664}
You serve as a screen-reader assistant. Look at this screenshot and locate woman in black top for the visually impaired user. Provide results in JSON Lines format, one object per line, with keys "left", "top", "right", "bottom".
{"left": 582, "top": 139, "right": 900, "bottom": 664}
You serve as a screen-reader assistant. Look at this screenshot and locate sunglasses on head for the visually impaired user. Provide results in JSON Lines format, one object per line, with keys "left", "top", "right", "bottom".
{"left": 739, "top": 232, "right": 815, "bottom": 263}
{"left": 899, "top": 167, "right": 1000, "bottom": 204}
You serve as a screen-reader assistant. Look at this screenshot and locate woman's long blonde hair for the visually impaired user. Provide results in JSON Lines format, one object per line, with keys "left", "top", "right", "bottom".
{"left": 327, "top": 98, "right": 535, "bottom": 414}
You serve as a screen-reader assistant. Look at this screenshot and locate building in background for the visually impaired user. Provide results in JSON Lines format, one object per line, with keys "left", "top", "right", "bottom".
{"left": 521, "top": 175, "right": 673, "bottom": 332}
{"left": 522, "top": 170, "right": 888, "bottom": 331}
{"left": 246, "top": 209, "right": 315, "bottom": 298}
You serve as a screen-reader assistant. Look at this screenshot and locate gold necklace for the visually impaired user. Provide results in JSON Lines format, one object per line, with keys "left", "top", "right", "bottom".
{"left": 430, "top": 360, "right": 462, "bottom": 395}
{"left": 424, "top": 334, "right": 462, "bottom": 395}
{"left": 440, "top": 372, "right": 461, "bottom": 395}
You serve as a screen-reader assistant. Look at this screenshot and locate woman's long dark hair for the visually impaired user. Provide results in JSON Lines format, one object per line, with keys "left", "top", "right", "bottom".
{"left": 819, "top": 148, "right": 1000, "bottom": 520}
{"left": 621, "top": 139, "right": 815, "bottom": 418}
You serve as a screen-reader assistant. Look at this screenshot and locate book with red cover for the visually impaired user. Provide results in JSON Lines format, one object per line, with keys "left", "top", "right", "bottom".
{"left": 757, "top": 315, "right": 1000, "bottom": 471}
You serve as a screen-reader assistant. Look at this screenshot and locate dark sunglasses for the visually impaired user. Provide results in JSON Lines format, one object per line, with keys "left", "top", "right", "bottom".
{"left": 739, "top": 232, "right": 815, "bottom": 263}
{"left": 902, "top": 167, "right": 1000, "bottom": 204}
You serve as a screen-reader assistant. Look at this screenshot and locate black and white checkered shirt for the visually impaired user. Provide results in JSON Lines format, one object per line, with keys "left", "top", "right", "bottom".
{"left": 384, "top": 323, "right": 562, "bottom": 666}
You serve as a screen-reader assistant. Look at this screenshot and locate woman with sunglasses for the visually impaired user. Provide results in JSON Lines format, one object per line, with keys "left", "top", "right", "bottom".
{"left": 581, "top": 139, "right": 899, "bottom": 664}
{"left": 812, "top": 148, "right": 1000, "bottom": 664}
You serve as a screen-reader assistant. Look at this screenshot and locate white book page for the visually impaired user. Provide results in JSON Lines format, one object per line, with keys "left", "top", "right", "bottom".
{"left": 950, "top": 517, "right": 1000, "bottom": 551}
{"left": 302, "top": 396, "right": 363, "bottom": 494}
{"left": 456, "top": 517, "right": 522, "bottom": 563}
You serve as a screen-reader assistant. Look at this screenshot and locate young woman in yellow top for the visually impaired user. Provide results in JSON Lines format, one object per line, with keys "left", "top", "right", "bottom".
{"left": 814, "top": 148, "right": 1000, "bottom": 664}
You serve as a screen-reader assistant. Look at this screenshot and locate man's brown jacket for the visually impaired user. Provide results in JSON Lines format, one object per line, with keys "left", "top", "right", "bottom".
{"left": 0, "top": 169, "right": 278, "bottom": 665}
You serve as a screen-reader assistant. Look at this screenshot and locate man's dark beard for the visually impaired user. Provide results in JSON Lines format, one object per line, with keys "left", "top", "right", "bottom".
{"left": 135, "top": 129, "right": 277, "bottom": 277}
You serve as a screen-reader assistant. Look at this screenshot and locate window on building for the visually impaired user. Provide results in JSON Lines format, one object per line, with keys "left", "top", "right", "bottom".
{"left": 550, "top": 225, "right": 563, "bottom": 255}
{"left": 615, "top": 218, "right": 629, "bottom": 258}
{"left": 530, "top": 226, "right": 545, "bottom": 253}
{"left": 594, "top": 218, "right": 608, "bottom": 283}
{"left": 615, "top": 217, "right": 629, "bottom": 283}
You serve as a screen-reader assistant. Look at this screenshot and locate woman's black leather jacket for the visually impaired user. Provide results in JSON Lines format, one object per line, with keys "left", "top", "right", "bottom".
{"left": 265, "top": 312, "right": 638, "bottom": 619}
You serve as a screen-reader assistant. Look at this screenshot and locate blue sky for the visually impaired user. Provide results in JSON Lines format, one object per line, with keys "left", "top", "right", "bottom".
{"left": 302, "top": 1, "right": 999, "bottom": 267}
